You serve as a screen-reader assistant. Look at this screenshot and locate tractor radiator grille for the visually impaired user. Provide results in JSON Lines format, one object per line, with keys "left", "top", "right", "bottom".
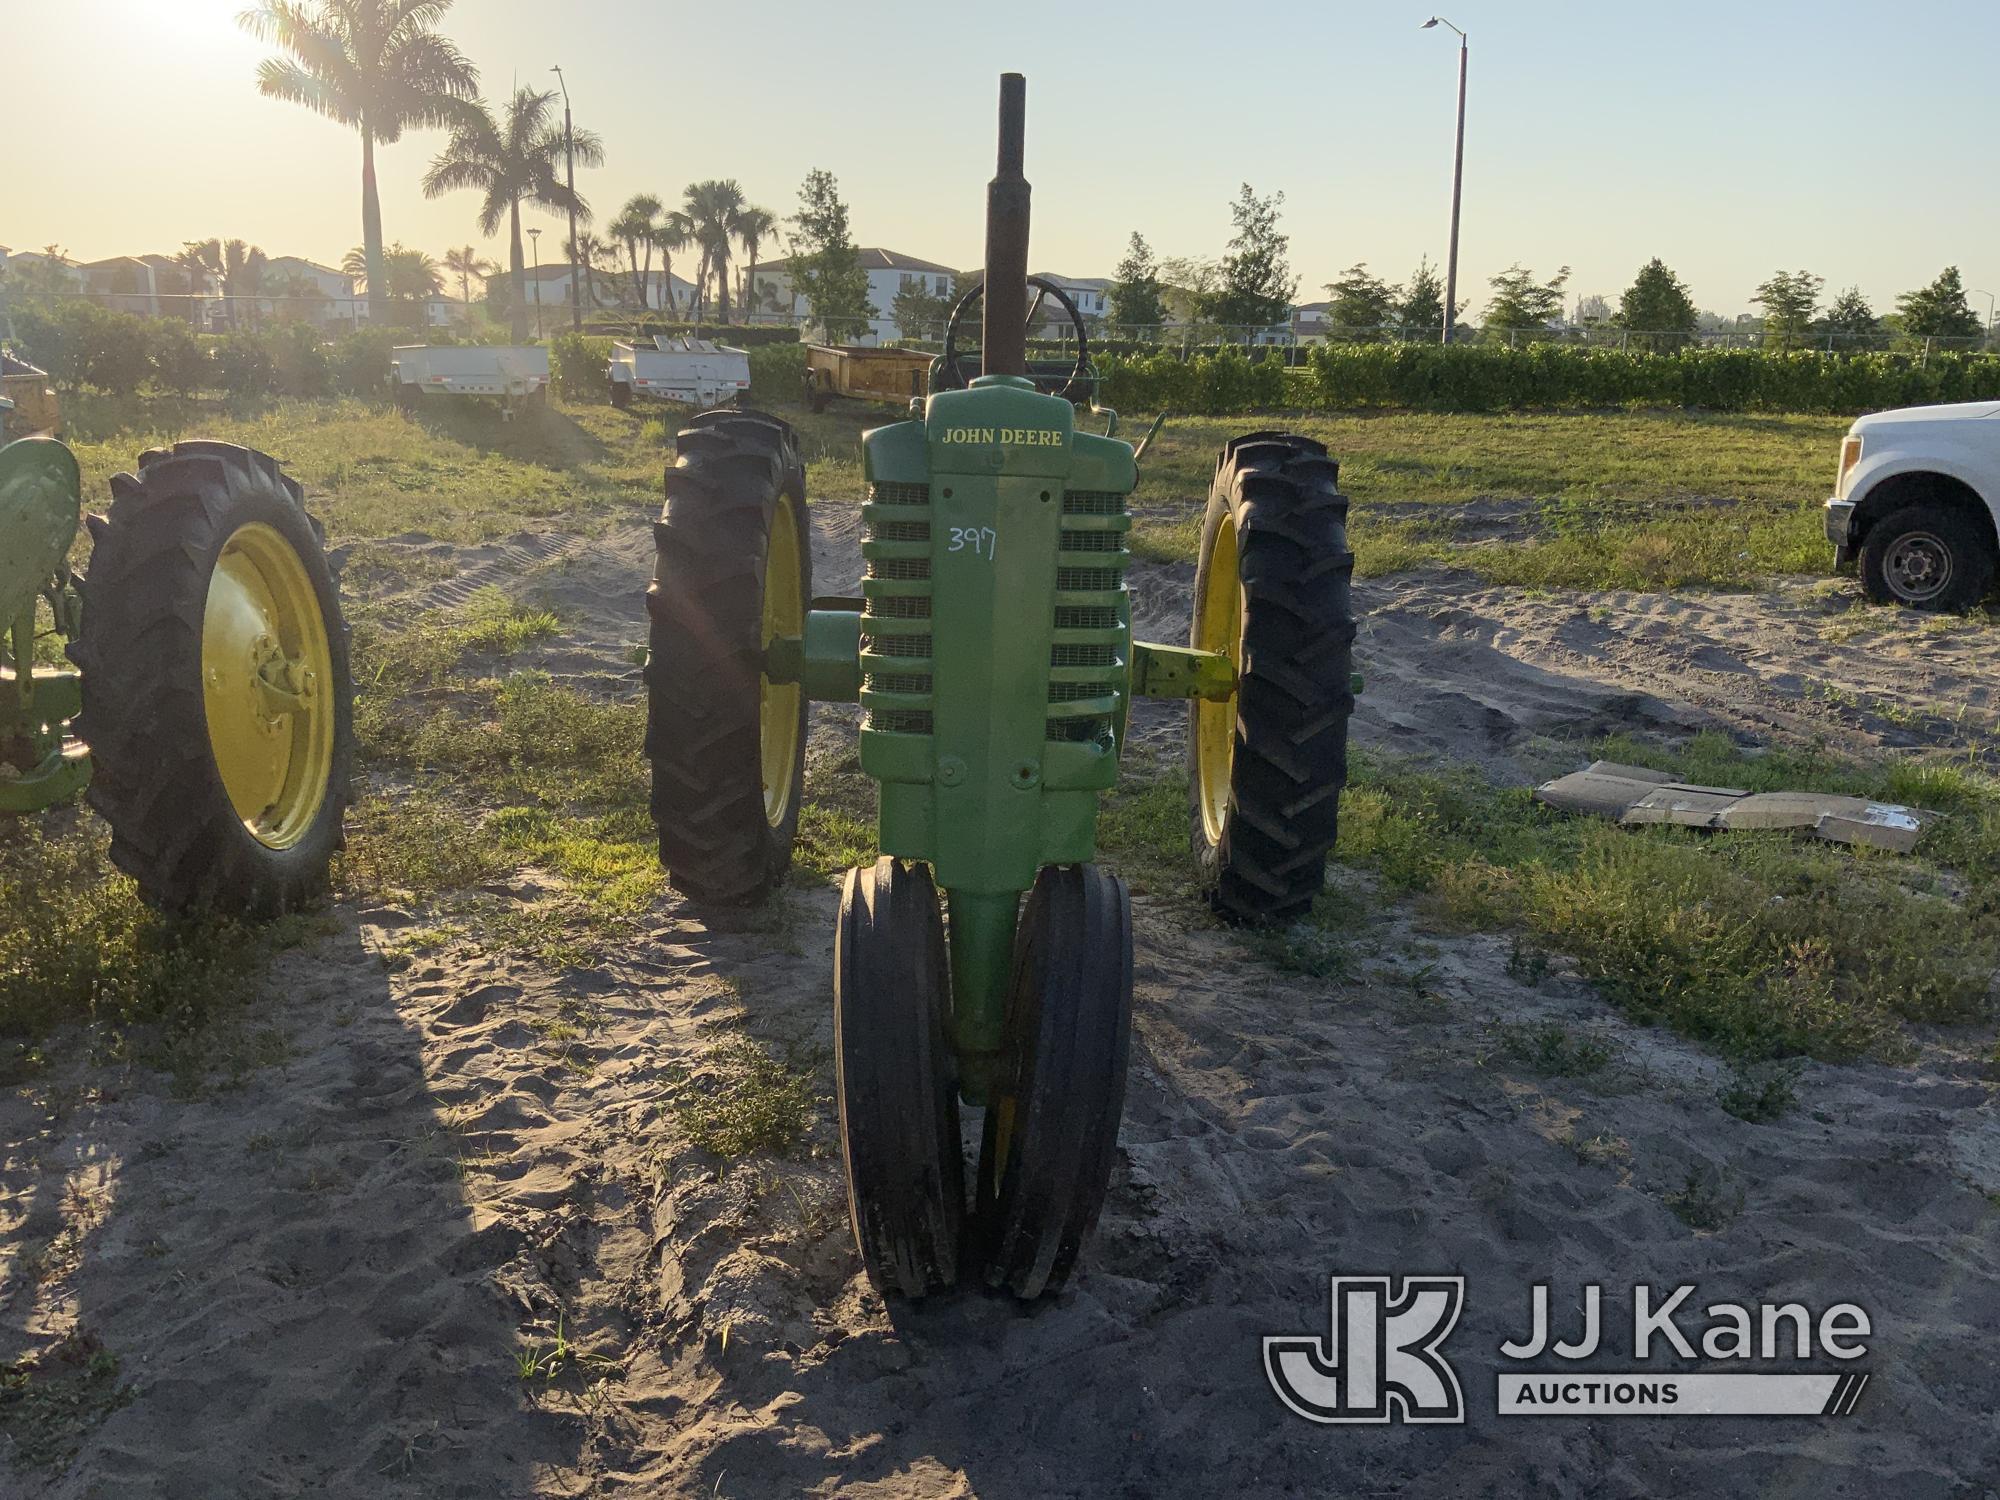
{"left": 1063, "top": 490, "right": 1125, "bottom": 515}
{"left": 861, "top": 481, "right": 934, "bottom": 736}
{"left": 1047, "top": 497, "right": 1131, "bottom": 745}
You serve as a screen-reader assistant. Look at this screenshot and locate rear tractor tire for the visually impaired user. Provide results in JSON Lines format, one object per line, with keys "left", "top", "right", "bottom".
{"left": 1189, "top": 432, "right": 1356, "bottom": 927}
{"left": 974, "top": 863, "right": 1134, "bottom": 1299}
{"left": 610, "top": 379, "right": 633, "bottom": 410}
{"left": 645, "top": 409, "right": 811, "bottom": 904}
{"left": 1859, "top": 502, "right": 1995, "bottom": 611}
{"left": 68, "top": 442, "right": 354, "bottom": 916}
{"left": 834, "top": 858, "right": 965, "bottom": 1298}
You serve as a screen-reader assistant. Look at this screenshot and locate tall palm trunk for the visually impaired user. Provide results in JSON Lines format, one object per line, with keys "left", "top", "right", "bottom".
{"left": 746, "top": 246, "right": 760, "bottom": 323}
{"left": 715, "top": 247, "right": 731, "bottom": 324}
{"left": 361, "top": 125, "right": 386, "bottom": 322}
{"left": 508, "top": 198, "right": 528, "bottom": 342}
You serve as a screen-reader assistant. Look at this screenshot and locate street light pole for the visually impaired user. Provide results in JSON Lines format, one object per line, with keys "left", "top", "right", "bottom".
{"left": 527, "top": 227, "right": 544, "bottom": 340}
{"left": 1975, "top": 288, "right": 1996, "bottom": 344}
{"left": 552, "top": 66, "right": 581, "bottom": 333}
{"left": 1422, "top": 17, "right": 1467, "bottom": 344}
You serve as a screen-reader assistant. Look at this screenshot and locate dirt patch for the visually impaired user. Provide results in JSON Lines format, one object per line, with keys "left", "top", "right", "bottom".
{"left": 8, "top": 515, "right": 2000, "bottom": 1495}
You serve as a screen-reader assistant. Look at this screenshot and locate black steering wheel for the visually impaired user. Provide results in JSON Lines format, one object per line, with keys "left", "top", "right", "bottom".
{"left": 937, "top": 275, "right": 1095, "bottom": 404}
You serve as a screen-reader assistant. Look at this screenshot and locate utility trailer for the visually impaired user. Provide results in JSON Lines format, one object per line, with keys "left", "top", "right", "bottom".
{"left": 390, "top": 345, "right": 549, "bottom": 415}
{"left": 607, "top": 337, "right": 751, "bottom": 410}
{"left": 1, "top": 354, "right": 59, "bottom": 439}
{"left": 803, "top": 344, "right": 933, "bottom": 412}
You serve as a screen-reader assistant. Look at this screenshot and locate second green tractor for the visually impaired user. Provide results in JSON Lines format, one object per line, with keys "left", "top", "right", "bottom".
{"left": 645, "top": 75, "right": 1356, "bottom": 1299}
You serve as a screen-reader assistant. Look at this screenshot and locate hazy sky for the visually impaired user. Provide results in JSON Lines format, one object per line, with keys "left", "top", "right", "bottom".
{"left": 10, "top": 0, "right": 2000, "bottom": 320}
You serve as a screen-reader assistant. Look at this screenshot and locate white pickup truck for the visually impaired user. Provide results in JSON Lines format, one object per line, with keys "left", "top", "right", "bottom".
{"left": 390, "top": 345, "right": 549, "bottom": 413}
{"left": 607, "top": 337, "right": 751, "bottom": 410}
{"left": 1826, "top": 400, "right": 2000, "bottom": 609}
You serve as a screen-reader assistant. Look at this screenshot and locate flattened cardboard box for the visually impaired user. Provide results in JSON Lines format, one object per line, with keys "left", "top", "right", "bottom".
{"left": 1534, "top": 762, "right": 1930, "bottom": 854}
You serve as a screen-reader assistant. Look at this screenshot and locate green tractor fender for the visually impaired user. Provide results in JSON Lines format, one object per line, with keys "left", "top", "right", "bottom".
{"left": 0, "top": 435, "right": 82, "bottom": 627}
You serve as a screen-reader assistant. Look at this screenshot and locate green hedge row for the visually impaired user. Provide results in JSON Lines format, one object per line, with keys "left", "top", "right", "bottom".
{"left": 9, "top": 302, "right": 408, "bottom": 400}
{"left": 1098, "top": 342, "right": 2000, "bottom": 416}
{"left": 548, "top": 332, "right": 613, "bottom": 400}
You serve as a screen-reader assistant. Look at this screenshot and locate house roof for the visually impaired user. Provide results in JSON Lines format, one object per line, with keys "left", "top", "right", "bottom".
{"left": 80, "top": 255, "right": 150, "bottom": 271}
{"left": 753, "top": 247, "right": 955, "bottom": 276}
{"left": 266, "top": 255, "right": 346, "bottom": 278}
{"left": 1031, "top": 273, "right": 1112, "bottom": 291}
{"left": 1294, "top": 301, "right": 1333, "bottom": 315}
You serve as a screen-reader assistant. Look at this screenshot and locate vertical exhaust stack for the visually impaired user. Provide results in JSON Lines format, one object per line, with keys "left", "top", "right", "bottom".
{"left": 982, "top": 73, "right": 1030, "bottom": 380}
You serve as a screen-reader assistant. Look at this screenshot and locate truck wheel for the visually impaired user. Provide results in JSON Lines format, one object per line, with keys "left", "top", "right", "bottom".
{"left": 645, "top": 410, "right": 810, "bottom": 903}
{"left": 1189, "top": 433, "right": 1356, "bottom": 927}
{"left": 834, "top": 858, "right": 964, "bottom": 1298}
{"left": 395, "top": 383, "right": 419, "bottom": 413}
{"left": 68, "top": 443, "right": 354, "bottom": 916}
{"left": 610, "top": 379, "right": 632, "bottom": 410}
{"left": 973, "top": 863, "right": 1132, "bottom": 1300}
{"left": 1859, "top": 503, "right": 1996, "bottom": 611}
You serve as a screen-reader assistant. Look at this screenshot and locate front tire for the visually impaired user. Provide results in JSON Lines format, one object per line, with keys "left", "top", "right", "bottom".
{"left": 68, "top": 442, "right": 354, "bottom": 916}
{"left": 834, "top": 858, "right": 964, "bottom": 1298}
{"left": 1189, "top": 433, "right": 1356, "bottom": 927}
{"left": 973, "top": 864, "right": 1133, "bottom": 1300}
{"left": 644, "top": 410, "right": 810, "bottom": 904}
{"left": 1859, "top": 503, "right": 1995, "bottom": 610}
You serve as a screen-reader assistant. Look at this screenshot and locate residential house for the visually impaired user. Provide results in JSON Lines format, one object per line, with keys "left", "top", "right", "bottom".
{"left": 488, "top": 263, "right": 697, "bottom": 321}
{"left": 1029, "top": 273, "right": 1112, "bottom": 325}
{"left": 1291, "top": 300, "right": 1333, "bottom": 343}
{"left": 1, "top": 250, "right": 81, "bottom": 296}
{"left": 750, "top": 248, "right": 956, "bottom": 343}
{"left": 260, "top": 256, "right": 361, "bottom": 325}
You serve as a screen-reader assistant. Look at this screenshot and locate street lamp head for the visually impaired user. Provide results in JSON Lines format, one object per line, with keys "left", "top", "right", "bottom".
{"left": 1421, "top": 16, "right": 1439, "bottom": 26}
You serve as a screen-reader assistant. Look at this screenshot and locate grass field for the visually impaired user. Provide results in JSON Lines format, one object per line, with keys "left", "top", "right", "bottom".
{"left": 57, "top": 393, "right": 1845, "bottom": 592}
{"left": 6, "top": 390, "right": 1994, "bottom": 1078}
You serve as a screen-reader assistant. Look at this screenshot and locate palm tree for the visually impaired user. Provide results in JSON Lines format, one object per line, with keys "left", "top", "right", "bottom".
{"left": 610, "top": 193, "right": 660, "bottom": 311}
{"left": 175, "top": 239, "right": 222, "bottom": 326}
{"left": 222, "top": 239, "right": 268, "bottom": 330}
{"left": 564, "top": 231, "right": 615, "bottom": 312}
{"left": 422, "top": 87, "right": 601, "bottom": 341}
{"left": 240, "top": 2, "right": 478, "bottom": 322}
{"left": 733, "top": 206, "right": 778, "bottom": 325}
{"left": 654, "top": 210, "right": 694, "bottom": 320}
{"left": 344, "top": 241, "right": 442, "bottom": 303}
{"left": 443, "top": 244, "right": 493, "bottom": 322}
{"left": 683, "top": 179, "right": 746, "bottom": 324}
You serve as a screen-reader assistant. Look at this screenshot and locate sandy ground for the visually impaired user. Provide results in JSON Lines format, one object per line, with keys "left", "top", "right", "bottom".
{"left": 5, "top": 503, "right": 2000, "bottom": 1497}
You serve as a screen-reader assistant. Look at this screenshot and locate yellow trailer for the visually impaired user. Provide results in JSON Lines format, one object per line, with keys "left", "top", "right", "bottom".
{"left": 803, "top": 344, "right": 933, "bottom": 412}
{"left": 1, "top": 355, "right": 59, "bottom": 439}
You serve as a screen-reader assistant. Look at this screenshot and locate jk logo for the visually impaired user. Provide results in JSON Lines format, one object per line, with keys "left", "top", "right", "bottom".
{"left": 1265, "top": 1276, "right": 1467, "bottom": 1424}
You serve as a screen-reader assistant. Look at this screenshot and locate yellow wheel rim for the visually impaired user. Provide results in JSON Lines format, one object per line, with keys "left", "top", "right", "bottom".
{"left": 201, "top": 522, "right": 336, "bottom": 850}
{"left": 760, "top": 502, "right": 804, "bottom": 828}
{"left": 1193, "top": 515, "right": 1242, "bottom": 846}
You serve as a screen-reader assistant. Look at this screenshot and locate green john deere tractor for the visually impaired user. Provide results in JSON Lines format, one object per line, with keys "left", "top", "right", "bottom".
{"left": 0, "top": 408, "right": 353, "bottom": 915}
{"left": 644, "top": 74, "right": 1355, "bottom": 1299}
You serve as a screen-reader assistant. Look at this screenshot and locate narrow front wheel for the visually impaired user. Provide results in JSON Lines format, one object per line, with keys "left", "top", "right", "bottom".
{"left": 834, "top": 858, "right": 964, "bottom": 1298}
{"left": 973, "top": 863, "right": 1133, "bottom": 1299}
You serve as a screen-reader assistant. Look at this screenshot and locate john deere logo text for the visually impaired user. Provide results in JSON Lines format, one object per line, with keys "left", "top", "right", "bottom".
{"left": 938, "top": 426, "right": 1064, "bottom": 447}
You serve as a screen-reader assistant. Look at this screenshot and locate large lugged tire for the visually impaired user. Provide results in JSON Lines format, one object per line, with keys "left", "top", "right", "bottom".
{"left": 1188, "top": 432, "right": 1356, "bottom": 927}
{"left": 645, "top": 409, "right": 810, "bottom": 904}
{"left": 68, "top": 442, "right": 353, "bottom": 916}
{"left": 974, "top": 863, "right": 1133, "bottom": 1300}
{"left": 1859, "top": 502, "right": 1996, "bottom": 610}
{"left": 834, "top": 858, "right": 964, "bottom": 1298}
